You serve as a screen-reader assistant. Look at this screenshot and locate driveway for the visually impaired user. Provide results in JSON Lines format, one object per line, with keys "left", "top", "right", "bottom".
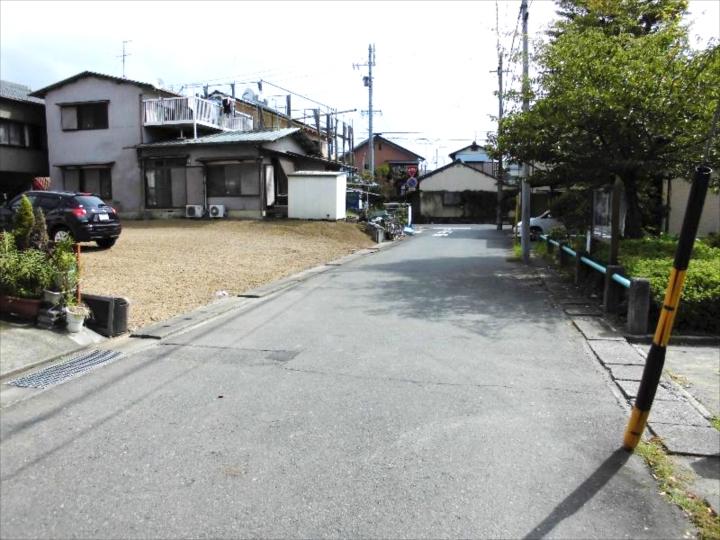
{"left": 0, "top": 225, "right": 691, "bottom": 538}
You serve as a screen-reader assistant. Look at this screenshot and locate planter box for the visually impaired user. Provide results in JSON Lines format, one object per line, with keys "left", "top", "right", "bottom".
{"left": 0, "top": 295, "right": 42, "bottom": 321}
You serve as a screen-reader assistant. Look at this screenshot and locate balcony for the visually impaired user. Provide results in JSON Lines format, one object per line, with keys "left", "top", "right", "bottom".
{"left": 143, "top": 96, "right": 253, "bottom": 132}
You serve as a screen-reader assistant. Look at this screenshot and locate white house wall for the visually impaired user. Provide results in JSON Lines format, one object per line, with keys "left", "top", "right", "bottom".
{"left": 419, "top": 163, "right": 497, "bottom": 192}
{"left": 43, "top": 76, "right": 167, "bottom": 217}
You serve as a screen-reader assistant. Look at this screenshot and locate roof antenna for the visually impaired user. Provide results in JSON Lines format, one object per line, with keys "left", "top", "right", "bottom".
{"left": 118, "top": 40, "right": 132, "bottom": 79}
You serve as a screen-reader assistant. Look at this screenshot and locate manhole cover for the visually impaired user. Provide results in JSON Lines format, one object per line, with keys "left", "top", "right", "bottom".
{"left": 7, "top": 350, "right": 122, "bottom": 389}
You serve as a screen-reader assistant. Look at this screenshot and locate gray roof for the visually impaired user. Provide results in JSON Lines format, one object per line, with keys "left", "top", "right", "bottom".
{"left": 28, "top": 71, "right": 178, "bottom": 98}
{"left": 137, "top": 127, "right": 301, "bottom": 148}
{"left": 0, "top": 80, "right": 44, "bottom": 104}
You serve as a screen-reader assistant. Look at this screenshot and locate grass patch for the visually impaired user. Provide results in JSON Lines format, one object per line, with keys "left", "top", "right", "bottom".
{"left": 636, "top": 438, "right": 720, "bottom": 539}
{"left": 711, "top": 417, "right": 720, "bottom": 432}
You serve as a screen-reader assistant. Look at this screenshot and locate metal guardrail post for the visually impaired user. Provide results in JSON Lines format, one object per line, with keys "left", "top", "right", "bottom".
{"left": 604, "top": 265, "right": 625, "bottom": 314}
{"left": 626, "top": 278, "right": 650, "bottom": 335}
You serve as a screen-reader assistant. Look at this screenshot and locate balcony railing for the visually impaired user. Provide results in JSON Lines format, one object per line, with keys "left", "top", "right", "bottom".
{"left": 143, "top": 96, "right": 253, "bottom": 132}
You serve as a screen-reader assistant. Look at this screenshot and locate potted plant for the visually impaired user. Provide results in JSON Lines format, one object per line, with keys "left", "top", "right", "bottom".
{"left": 0, "top": 231, "right": 53, "bottom": 320}
{"left": 64, "top": 299, "right": 91, "bottom": 333}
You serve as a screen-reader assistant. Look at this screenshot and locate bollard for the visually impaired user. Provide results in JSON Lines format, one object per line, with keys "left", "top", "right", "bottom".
{"left": 623, "top": 165, "right": 711, "bottom": 451}
{"left": 604, "top": 265, "right": 626, "bottom": 314}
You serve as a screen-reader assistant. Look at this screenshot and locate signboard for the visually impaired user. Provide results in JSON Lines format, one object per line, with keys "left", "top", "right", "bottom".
{"left": 407, "top": 165, "right": 418, "bottom": 177}
{"left": 406, "top": 177, "right": 418, "bottom": 189}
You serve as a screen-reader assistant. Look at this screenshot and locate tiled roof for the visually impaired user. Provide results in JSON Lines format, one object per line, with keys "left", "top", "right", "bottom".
{"left": 137, "top": 127, "right": 301, "bottom": 148}
{"left": 0, "top": 80, "right": 44, "bottom": 104}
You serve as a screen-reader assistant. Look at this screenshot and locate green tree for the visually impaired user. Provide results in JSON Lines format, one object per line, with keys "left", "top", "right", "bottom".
{"left": 496, "top": 0, "right": 719, "bottom": 237}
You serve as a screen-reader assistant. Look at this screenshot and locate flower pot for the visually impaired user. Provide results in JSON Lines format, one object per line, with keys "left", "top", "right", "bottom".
{"left": 0, "top": 295, "right": 42, "bottom": 321}
{"left": 65, "top": 309, "right": 86, "bottom": 333}
{"left": 43, "top": 290, "right": 63, "bottom": 305}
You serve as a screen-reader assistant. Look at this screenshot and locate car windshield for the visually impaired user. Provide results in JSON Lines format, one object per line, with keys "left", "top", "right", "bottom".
{"left": 73, "top": 196, "right": 109, "bottom": 208}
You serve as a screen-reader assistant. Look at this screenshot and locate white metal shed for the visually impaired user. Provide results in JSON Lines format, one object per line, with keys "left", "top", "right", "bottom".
{"left": 287, "top": 171, "right": 347, "bottom": 220}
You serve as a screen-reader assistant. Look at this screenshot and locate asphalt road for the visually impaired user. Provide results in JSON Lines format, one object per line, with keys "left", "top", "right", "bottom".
{"left": 0, "top": 225, "right": 691, "bottom": 539}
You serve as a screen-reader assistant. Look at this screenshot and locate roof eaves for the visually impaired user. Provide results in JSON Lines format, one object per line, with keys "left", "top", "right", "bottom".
{"left": 28, "top": 71, "right": 179, "bottom": 98}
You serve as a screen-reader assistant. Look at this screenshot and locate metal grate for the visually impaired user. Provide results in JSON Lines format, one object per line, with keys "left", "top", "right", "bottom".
{"left": 7, "top": 350, "right": 122, "bottom": 389}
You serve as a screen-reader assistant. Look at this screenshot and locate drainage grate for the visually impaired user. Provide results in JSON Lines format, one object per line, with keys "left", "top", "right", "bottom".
{"left": 7, "top": 350, "right": 122, "bottom": 389}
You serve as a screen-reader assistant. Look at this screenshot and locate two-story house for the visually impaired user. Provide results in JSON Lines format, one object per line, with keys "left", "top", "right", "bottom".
{"left": 30, "top": 71, "right": 345, "bottom": 219}
{"left": 0, "top": 80, "right": 49, "bottom": 199}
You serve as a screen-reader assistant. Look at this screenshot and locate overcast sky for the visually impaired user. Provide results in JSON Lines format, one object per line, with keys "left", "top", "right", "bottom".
{"left": 1, "top": 0, "right": 718, "bottom": 168}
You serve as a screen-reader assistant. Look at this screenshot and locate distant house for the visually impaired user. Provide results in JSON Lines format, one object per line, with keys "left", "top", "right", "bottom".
{"left": 448, "top": 141, "right": 522, "bottom": 184}
{"left": 353, "top": 134, "right": 424, "bottom": 175}
{"left": 417, "top": 160, "right": 513, "bottom": 222}
{"left": 29, "top": 71, "right": 342, "bottom": 218}
{"left": 351, "top": 134, "right": 425, "bottom": 196}
{"left": 0, "top": 80, "right": 49, "bottom": 199}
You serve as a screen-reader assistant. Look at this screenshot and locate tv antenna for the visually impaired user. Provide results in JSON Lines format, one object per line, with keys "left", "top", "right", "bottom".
{"left": 118, "top": 40, "right": 132, "bottom": 79}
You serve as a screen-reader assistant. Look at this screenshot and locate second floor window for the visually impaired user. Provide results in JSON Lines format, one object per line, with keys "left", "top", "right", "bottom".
{"left": 61, "top": 102, "right": 108, "bottom": 131}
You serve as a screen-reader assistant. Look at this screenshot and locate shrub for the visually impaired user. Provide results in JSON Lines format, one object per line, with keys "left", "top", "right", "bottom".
{"left": 12, "top": 195, "right": 34, "bottom": 250}
{"left": 29, "top": 207, "right": 49, "bottom": 251}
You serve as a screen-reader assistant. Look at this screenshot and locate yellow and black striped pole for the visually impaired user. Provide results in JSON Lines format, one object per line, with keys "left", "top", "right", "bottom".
{"left": 623, "top": 165, "right": 712, "bottom": 451}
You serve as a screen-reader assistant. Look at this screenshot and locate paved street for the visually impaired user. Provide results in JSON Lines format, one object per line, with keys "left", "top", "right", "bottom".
{"left": 0, "top": 226, "right": 692, "bottom": 538}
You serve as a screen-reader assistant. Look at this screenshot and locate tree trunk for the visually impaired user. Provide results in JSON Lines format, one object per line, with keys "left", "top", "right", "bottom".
{"left": 622, "top": 172, "right": 644, "bottom": 238}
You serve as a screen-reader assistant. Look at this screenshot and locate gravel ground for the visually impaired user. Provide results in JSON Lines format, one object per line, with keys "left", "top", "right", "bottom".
{"left": 78, "top": 219, "right": 374, "bottom": 331}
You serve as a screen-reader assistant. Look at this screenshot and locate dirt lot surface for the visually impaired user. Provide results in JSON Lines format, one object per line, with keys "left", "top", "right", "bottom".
{"left": 80, "top": 219, "right": 374, "bottom": 331}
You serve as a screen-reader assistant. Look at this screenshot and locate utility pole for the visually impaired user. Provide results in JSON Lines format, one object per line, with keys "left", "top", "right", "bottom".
{"left": 494, "top": 52, "right": 506, "bottom": 231}
{"left": 353, "top": 44, "right": 376, "bottom": 210}
{"left": 118, "top": 40, "right": 132, "bottom": 79}
{"left": 368, "top": 43, "right": 375, "bottom": 211}
{"left": 493, "top": 0, "right": 508, "bottom": 231}
{"left": 520, "top": 0, "right": 531, "bottom": 264}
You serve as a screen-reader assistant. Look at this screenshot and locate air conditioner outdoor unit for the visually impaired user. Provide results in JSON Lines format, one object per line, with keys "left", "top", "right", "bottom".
{"left": 208, "top": 204, "right": 225, "bottom": 218}
{"left": 185, "top": 205, "right": 204, "bottom": 218}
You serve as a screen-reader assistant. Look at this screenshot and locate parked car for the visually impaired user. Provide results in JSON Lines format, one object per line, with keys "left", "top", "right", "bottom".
{"left": 514, "top": 210, "right": 565, "bottom": 239}
{"left": 0, "top": 191, "right": 122, "bottom": 248}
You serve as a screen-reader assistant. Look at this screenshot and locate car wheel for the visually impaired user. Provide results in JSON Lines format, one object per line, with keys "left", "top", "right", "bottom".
{"left": 96, "top": 238, "right": 116, "bottom": 249}
{"left": 530, "top": 226, "right": 542, "bottom": 241}
{"left": 52, "top": 227, "right": 74, "bottom": 243}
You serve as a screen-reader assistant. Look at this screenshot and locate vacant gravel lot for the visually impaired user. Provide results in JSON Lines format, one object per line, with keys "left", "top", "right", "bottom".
{"left": 79, "top": 219, "right": 374, "bottom": 331}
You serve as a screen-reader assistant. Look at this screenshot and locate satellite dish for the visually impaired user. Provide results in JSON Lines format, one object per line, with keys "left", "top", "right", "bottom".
{"left": 156, "top": 78, "right": 165, "bottom": 89}
{"left": 242, "top": 88, "right": 258, "bottom": 102}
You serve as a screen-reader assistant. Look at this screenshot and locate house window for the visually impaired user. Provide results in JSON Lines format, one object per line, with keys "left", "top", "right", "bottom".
{"left": 60, "top": 102, "right": 108, "bottom": 131}
{"left": 0, "top": 119, "right": 44, "bottom": 149}
{"left": 144, "top": 158, "right": 187, "bottom": 208}
{"left": 206, "top": 163, "right": 258, "bottom": 197}
{"left": 63, "top": 167, "right": 113, "bottom": 200}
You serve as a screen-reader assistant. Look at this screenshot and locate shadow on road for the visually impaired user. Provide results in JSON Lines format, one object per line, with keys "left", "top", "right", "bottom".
{"left": 522, "top": 448, "right": 631, "bottom": 539}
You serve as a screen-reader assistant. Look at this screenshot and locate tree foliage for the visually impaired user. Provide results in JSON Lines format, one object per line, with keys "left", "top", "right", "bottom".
{"left": 495, "top": 0, "right": 719, "bottom": 237}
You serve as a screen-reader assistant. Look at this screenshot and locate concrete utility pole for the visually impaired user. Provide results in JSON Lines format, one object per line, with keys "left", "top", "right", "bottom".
{"left": 353, "top": 44, "right": 376, "bottom": 209}
{"left": 495, "top": 53, "right": 505, "bottom": 231}
{"left": 520, "top": 0, "right": 531, "bottom": 264}
{"left": 368, "top": 44, "right": 376, "bottom": 182}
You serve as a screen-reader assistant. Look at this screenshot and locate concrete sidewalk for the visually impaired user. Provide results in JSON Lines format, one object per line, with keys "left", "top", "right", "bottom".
{"left": 0, "top": 319, "right": 105, "bottom": 381}
{"left": 534, "top": 261, "right": 720, "bottom": 512}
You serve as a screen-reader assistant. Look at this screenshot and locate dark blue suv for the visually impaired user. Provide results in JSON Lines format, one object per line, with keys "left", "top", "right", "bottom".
{"left": 0, "top": 191, "right": 122, "bottom": 248}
